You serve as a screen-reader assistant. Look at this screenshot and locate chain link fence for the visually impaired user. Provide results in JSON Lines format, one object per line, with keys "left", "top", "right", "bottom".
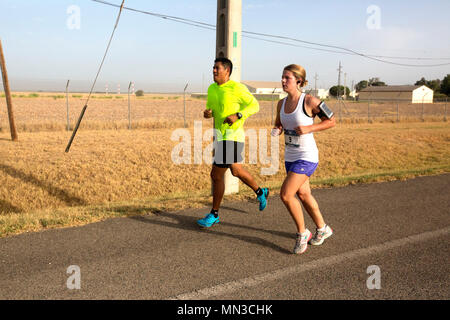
{"left": 0, "top": 90, "right": 448, "bottom": 133}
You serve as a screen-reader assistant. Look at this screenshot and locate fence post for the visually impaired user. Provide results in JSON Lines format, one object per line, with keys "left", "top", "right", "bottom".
{"left": 368, "top": 100, "right": 371, "bottom": 123}
{"left": 445, "top": 98, "right": 447, "bottom": 122}
{"left": 338, "top": 98, "right": 341, "bottom": 123}
{"left": 128, "top": 81, "right": 132, "bottom": 130}
{"left": 397, "top": 100, "right": 399, "bottom": 122}
{"left": 66, "top": 80, "right": 70, "bottom": 131}
{"left": 183, "top": 83, "right": 189, "bottom": 128}
{"left": 421, "top": 98, "right": 424, "bottom": 122}
{"left": 271, "top": 88, "right": 276, "bottom": 125}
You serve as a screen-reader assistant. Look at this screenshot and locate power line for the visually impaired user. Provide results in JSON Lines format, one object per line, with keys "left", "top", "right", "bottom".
{"left": 242, "top": 30, "right": 450, "bottom": 67}
{"left": 90, "top": 0, "right": 450, "bottom": 67}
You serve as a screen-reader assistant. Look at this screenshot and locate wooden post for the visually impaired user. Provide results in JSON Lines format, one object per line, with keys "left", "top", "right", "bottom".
{"left": 0, "top": 39, "right": 18, "bottom": 141}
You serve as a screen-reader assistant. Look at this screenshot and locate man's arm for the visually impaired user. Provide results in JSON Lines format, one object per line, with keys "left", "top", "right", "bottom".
{"left": 204, "top": 84, "right": 214, "bottom": 119}
{"left": 238, "top": 83, "right": 259, "bottom": 120}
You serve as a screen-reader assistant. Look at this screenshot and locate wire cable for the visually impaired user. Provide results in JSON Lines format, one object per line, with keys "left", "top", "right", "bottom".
{"left": 90, "top": 0, "right": 450, "bottom": 67}
{"left": 65, "top": 0, "right": 125, "bottom": 153}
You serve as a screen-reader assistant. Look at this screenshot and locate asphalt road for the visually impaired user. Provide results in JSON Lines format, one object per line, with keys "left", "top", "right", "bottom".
{"left": 0, "top": 174, "right": 449, "bottom": 300}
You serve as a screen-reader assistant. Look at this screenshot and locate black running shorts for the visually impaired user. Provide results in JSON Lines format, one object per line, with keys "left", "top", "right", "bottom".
{"left": 213, "top": 140, "right": 244, "bottom": 168}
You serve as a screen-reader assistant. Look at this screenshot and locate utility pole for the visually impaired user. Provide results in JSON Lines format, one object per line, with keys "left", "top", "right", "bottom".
{"left": 215, "top": 0, "right": 242, "bottom": 195}
{"left": 0, "top": 39, "right": 18, "bottom": 141}
{"left": 337, "top": 61, "right": 342, "bottom": 122}
{"left": 343, "top": 72, "right": 347, "bottom": 100}
{"left": 351, "top": 80, "right": 354, "bottom": 99}
{"left": 314, "top": 73, "right": 318, "bottom": 97}
{"left": 337, "top": 62, "right": 342, "bottom": 98}
{"left": 202, "top": 73, "right": 205, "bottom": 94}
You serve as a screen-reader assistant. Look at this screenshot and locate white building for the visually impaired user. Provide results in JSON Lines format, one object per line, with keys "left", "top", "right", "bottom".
{"left": 358, "top": 85, "right": 434, "bottom": 103}
{"left": 242, "top": 81, "right": 283, "bottom": 94}
{"left": 306, "top": 88, "right": 329, "bottom": 100}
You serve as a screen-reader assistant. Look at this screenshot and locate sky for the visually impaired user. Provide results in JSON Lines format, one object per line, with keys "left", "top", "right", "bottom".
{"left": 0, "top": 0, "right": 449, "bottom": 93}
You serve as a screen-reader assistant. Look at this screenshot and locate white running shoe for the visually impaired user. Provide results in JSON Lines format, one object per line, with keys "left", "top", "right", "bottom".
{"left": 309, "top": 225, "right": 333, "bottom": 246}
{"left": 293, "top": 229, "right": 312, "bottom": 254}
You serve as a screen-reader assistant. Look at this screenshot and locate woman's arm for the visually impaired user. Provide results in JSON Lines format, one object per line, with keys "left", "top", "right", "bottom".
{"left": 295, "top": 95, "right": 335, "bottom": 135}
{"left": 274, "top": 99, "right": 283, "bottom": 129}
{"left": 271, "top": 99, "right": 284, "bottom": 136}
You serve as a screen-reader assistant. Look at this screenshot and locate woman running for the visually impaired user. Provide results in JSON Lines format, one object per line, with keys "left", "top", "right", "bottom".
{"left": 272, "top": 64, "right": 335, "bottom": 254}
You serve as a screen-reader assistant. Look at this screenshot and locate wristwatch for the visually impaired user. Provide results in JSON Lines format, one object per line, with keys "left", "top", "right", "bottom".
{"left": 236, "top": 112, "right": 243, "bottom": 119}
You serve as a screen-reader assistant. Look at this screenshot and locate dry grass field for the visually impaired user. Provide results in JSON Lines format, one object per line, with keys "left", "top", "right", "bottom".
{"left": 0, "top": 93, "right": 449, "bottom": 237}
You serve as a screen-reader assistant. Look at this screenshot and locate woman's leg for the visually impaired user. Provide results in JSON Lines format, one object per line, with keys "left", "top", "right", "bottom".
{"left": 280, "top": 172, "right": 309, "bottom": 233}
{"left": 296, "top": 178, "right": 325, "bottom": 229}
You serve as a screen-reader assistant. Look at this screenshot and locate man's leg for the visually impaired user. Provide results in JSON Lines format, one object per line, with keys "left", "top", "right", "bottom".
{"left": 230, "top": 163, "right": 269, "bottom": 211}
{"left": 229, "top": 163, "right": 259, "bottom": 192}
{"left": 211, "top": 164, "right": 229, "bottom": 210}
{"left": 197, "top": 164, "right": 228, "bottom": 228}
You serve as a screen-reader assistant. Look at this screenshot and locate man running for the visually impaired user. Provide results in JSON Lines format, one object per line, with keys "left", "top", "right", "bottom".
{"left": 197, "top": 57, "right": 269, "bottom": 228}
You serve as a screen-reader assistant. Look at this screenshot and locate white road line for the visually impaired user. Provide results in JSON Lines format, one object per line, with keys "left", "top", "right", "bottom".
{"left": 170, "top": 227, "right": 450, "bottom": 300}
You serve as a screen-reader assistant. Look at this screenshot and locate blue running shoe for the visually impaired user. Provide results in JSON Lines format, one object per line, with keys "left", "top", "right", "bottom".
{"left": 197, "top": 213, "right": 220, "bottom": 228}
{"left": 257, "top": 188, "right": 269, "bottom": 211}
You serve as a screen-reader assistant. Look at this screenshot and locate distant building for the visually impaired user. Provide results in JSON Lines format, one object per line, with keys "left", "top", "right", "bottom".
{"left": 306, "top": 88, "right": 329, "bottom": 100}
{"left": 358, "top": 85, "right": 433, "bottom": 103}
{"left": 242, "top": 81, "right": 283, "bottom": 94}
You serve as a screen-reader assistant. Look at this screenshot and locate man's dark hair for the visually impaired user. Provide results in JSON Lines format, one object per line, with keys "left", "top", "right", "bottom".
{"left": 214, "top": 57, "right": 233, "bottom": 75}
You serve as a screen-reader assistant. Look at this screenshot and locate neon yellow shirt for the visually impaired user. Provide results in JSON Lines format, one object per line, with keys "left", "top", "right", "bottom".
{"left": 206, "top": 80, "right": 259, "bottom": 142}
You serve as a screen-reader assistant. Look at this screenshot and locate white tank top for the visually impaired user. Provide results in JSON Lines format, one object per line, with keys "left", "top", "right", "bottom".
{"left": 280, "top": 93, "right": 319, "bottom": 163}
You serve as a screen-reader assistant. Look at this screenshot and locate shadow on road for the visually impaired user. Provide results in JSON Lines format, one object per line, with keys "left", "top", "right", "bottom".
{"left": 130, "top": 210, "right": 292, "bottom": 254}
{"left": 220, "top": 205, "right": 249, "bottom": 214}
